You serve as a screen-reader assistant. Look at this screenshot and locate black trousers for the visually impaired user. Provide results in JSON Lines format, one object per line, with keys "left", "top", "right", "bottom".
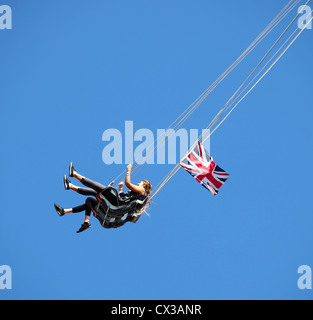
{"left": 72, "top": 177, "right": 119, "bottom": 216}
{"left": 77, "top": 177, "right": 106, "bottom": 197}
{"left": 72, "top": 197, "right": 98, "bottom": 217}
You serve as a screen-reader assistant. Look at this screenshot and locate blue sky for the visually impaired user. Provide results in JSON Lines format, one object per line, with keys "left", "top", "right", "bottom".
{"left": 0, "top": 0, "right": 312, "bottom": 300}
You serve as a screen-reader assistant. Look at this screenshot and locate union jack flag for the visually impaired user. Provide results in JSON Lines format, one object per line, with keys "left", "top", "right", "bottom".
{"left": 180, "top": 142, "right": 230, "bottom": 196}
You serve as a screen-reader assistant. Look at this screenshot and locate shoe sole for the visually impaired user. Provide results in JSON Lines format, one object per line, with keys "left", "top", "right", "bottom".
{"left": 69, "top": 162, "right": 74, "bottom": 178}
{"left": 64, "top": 175, "right": 70, "bottom": 190}
{"left": 77, "top": 225, "right": 91, "bottom": 233}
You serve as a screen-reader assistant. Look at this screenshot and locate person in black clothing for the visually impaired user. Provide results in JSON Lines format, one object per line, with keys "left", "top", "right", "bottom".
{"left": 54, "top": 163, "right": 152, "bottom": 233}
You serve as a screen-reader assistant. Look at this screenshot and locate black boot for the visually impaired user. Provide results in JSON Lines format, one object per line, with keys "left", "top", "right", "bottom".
{"left": 76, "top": 222, "right": 91, "bottom": 234}
{"left": 54, "top": 203, "right": 65, "bottom": 217}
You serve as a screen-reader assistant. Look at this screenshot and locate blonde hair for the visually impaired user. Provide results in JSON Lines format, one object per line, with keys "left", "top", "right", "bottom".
{"left": 132, "top": 180, "right": 152, "bottom": 222}
{"left": 142, "top": 180, "right": 152, "bottom": 197}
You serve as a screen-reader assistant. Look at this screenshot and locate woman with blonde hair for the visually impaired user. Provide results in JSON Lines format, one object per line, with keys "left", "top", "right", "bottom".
{"left": 54, "top": 163, "right": 152, "bottom": 233}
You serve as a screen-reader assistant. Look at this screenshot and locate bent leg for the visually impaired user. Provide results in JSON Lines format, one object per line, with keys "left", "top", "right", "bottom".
{"left": 71, "top": 198, "right": 97, "bottom": 217}
{"left": 70, "top": 198, "right": 98, "bottom": 224}
{"left": 85, "top": 197, "right": 98, "bottom": 217}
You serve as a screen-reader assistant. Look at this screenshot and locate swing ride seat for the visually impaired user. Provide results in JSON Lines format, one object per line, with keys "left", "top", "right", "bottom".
{"left": 92, "top": 187, "right": 148, "bottom": 229}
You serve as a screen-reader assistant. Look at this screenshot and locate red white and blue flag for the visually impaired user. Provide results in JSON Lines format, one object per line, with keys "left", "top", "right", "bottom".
{"left": 180, "top": 142, "right": 230, "bottom": 196}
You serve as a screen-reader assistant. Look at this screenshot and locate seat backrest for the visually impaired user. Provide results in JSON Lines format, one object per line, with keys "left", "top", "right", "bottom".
{"left": 94, "top": 187, "right": 147, "bottom": 229}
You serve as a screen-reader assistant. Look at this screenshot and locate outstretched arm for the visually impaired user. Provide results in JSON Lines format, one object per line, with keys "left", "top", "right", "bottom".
{"left": 125, "top": 164, "right": 145, "bottom": 195}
